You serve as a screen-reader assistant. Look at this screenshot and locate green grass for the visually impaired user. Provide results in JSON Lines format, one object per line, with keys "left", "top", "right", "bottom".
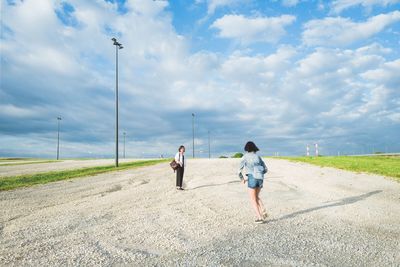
{"left": 0, "top": 160, "right": 60, "bottom": 166}
{"left": 0, "top": 159, "right": 169, "bottom": 191}
{"left": 276, "top": 156, "right": 400, "bottom": 181}
{"left": 0, "top": 158, "right": 48, "bottom": 162}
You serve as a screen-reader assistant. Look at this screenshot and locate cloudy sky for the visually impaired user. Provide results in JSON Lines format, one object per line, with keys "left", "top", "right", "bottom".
{"left": 1, "top": 0, "right": 399, "bottom": 158}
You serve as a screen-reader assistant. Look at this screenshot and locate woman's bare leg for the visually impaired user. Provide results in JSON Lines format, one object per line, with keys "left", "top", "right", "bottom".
{"left": 248, "top": 188, "right": 263, "bottom": 219}
{"left": 256, "top": 187, "right": 266, "bottom": 216}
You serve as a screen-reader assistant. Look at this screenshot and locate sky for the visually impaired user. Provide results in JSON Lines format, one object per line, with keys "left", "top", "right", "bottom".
{"left": 0, "top": 0, "right": 399, "bottom": 158}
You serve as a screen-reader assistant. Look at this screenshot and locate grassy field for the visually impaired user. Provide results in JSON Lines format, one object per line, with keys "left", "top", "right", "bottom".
{"left": 0, "top": 159, "right": 169, "bottom": 191}
{"left": 0, "top": 158, "right": 49, "bottom": 162}
{"left": 278, "top": 156, "right": 400, "bottom": 181}
{"left": 0, "top": 160, "right": 60, "bottom": 166}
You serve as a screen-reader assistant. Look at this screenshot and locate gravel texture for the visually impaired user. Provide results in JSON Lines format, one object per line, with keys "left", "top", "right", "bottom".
{"left": 0, "top": 158, "right": 399, "bottom": 266}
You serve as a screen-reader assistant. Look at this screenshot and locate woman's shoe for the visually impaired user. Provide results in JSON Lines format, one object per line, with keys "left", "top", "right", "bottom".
{"left": 179, "top": 187, "right": 184, "bottom": 190}
{"left": 255, "top": 218, "right": 264, "bottom": 224}
{"left": 263, "top": 211, "right": 268, "bottom": 219}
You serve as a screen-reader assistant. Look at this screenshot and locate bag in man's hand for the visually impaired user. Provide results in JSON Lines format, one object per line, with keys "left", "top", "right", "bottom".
{"left": 170, "top": 160, "right": 179, "bottom": 171}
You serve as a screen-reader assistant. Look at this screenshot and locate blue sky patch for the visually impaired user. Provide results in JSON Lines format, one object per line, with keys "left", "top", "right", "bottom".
{"left": 55, "top": 2, "right": 80, "bottom": 28}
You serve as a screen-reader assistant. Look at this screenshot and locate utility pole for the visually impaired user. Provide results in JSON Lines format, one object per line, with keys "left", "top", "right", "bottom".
{"left": 123, "top": 132, "right": 126, "bottom": 159}
{"left": 112, "top": 38, "right": 123, "bottom": 167}
{"left": 56, "top": 116, "right": 62, "bottom": 160}
{"left": 315, "top": 143, "right": 319, "bottom": 157}
{"left": 192, "top": 113, "right": 195, "bottom": 158}
{"left": 208, "top": 130, "right": 211, "bottom": 159}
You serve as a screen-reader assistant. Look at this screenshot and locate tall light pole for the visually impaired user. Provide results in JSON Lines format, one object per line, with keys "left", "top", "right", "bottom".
{"left": 56, "top": 116, "right": 62, "bottom": 160}
{"left": 192, "top": 113, "right": 195, "bottom": 158}
{"left": 208, "top": 130, "right": 211, "bottom": 159}
{"left": 123, "top": 131, "right": 126, "bottom": 159}
{"left": 112, "top": 38, "right": 123, "bottom": 167}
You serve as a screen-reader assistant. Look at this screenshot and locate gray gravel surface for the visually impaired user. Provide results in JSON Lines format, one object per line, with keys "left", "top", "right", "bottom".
{"left": 0, "top": 158, "right": 399, "bottom": 266}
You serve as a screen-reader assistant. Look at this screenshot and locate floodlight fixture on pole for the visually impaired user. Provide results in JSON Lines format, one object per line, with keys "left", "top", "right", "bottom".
{"left": 112, "top": 37, "right": 123, "bottom": 167}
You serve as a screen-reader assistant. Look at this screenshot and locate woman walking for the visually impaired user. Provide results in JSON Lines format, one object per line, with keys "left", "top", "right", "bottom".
{"left": 238, "top": 141, "right": 268, "bottom": 224}
{"left": 175, "top": 145, "right": 186, "bottom": 190}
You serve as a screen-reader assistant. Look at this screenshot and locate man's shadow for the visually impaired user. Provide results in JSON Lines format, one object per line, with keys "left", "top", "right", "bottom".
{"left": 267, "top": 190, "right": 382, "bottom": 223}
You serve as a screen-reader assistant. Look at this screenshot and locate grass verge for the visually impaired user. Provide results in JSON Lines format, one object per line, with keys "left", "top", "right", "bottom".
{"left": 0, "top": 159, "right": 169, "bottom": 191}
{"left": 0, "top": 158, "right": 48, "bottom": 162}
{"left": 0, "top": 160, "right": 60, "bottom": 166}
{"left": 277, "top": 156, "right": 400, "bottom": 181}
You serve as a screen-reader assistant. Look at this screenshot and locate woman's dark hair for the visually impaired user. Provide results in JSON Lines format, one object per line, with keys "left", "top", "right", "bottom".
{"left": 244, "top": 141, "right": 259, "bottom": 152}
{"left": 178, "top": 145, "right": 185, "bottom": 152}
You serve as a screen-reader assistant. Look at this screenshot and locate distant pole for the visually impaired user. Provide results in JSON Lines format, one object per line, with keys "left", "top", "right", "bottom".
{"left": 123, "top": 132, "right": 126, "bottom": 159}
{"left": 306, "top": 144, "right": 310, "bottom": 156}
{"left": 315, "top": 143, "right": 319, "bottom": 157}
{"left": 208, "top": 130, "right": 211, "bottom": 159}
{"left": 112, "top": 38, "right": 123, "bottom": 167}
{"left": 192, "top": 113, "right": 195, "bottom": 158}
{"left": 56, "top": 116, "right": 62, "bottom": 160}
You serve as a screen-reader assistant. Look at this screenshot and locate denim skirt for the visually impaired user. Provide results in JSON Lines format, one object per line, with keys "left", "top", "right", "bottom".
{"left": 247, "top": 174, "right": 263, "bottom": 189}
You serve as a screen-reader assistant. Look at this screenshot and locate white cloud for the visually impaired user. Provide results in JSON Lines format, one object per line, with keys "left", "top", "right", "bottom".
{"left": 331, "top": 0, "right": 400, "bottom": 14}
{"left": 288, "top": 47, "right": 400, "bottom": 124}
{"left": 202, "top": 0, "right": 248, "bottom": 15}
{"left": 360, "top": 59, "right": 400, "bottom": 84}
{"left": 208, "top": 0, "right": 234, "bottom": 14}
{"left": 282, "top": 0, "right": 300, "bottom": 7}
{"left": 126, "top": 0, "right": 169, "bottom": 16}
{"left": 220, "top": 46, "right": 296, "bottom": 85}
{"left": 0, "top": 104, "right": 42, "bottom": 118}
{"left": 302, "top": 11, "right": 400, "bottom": 46}
{"left": 211, "top": 14, "right": 296, "bottom": 44}
{"left": 1, "top": 0, "right": 193, "bottom": 154}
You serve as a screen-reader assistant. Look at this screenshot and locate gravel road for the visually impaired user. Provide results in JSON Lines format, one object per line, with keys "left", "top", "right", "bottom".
{"left": 0, "top": 158, "right": 399, "bottom": 266}
{"left": 0, "top": 159, "right": 149, "bottom": 177}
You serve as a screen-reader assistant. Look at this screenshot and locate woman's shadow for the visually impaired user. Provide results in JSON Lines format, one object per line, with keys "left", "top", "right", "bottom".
{"left": 187, "top": 180, "right": 240, "bottom": 190}
{"left": 267, "top": 190, "right": 382, "bottom": 223}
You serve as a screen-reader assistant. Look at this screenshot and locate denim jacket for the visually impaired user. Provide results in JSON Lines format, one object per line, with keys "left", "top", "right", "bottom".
{"left": 238, "top": 152, "right": 267, "bottom": 180}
